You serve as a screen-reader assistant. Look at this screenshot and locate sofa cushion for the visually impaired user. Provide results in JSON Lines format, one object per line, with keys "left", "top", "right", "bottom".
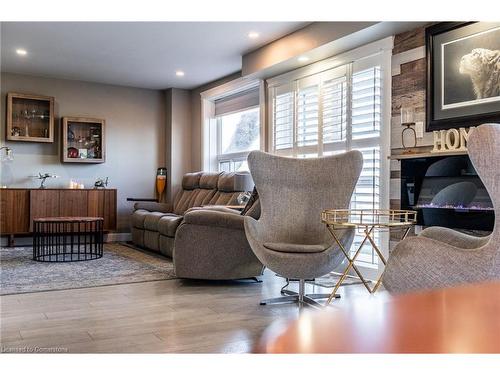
{"left": 131, "top": 209, "right": 150, "bottom": 229}
{"left": 183, "top": 209, "right": 244, "bottom": 230}
{"left": 133, "top": 202, "right": 173, "bottom": 213}
{"left": 182, "top": 172, "right": 203, "bottom": 190}
{"left": 158, "top": 214, "right": 184, "bottom": 237}
{"left": 199, "top": 172, "right": 220, "bottom": 189}
{"left": 263, "top": 242, "right": 327, "bottom": 253}
{"left": 191, "top": 188, "right": 217, "bottom": 208}
{"left": 217, "top": 172, "right": 236, "bottom": 192}
{"left": 207, "top": 191, "right": 240, "bottom": 206}
{"left": 143, "top": 212, "right": 171, "bottom": 231}
{"left": 173, "top": 190, "right": 197, "bottom": 215}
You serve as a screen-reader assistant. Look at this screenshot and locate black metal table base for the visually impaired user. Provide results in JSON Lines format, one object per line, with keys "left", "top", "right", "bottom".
{"left": 33, "top": 218, "right": 104, "bottom": 262}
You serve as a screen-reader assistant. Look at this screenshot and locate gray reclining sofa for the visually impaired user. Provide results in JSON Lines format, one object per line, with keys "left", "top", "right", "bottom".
{"left": 131, "top": 171, "right": 264, "bottom": 280}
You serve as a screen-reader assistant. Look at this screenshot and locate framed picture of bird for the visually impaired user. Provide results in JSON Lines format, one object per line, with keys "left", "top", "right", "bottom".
{"left": 426, "top": 22, "right": 500, "bottom": 131}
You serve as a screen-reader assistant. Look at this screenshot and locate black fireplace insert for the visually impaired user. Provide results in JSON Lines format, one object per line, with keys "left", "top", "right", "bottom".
{"left": 400, "top": 154, "right": 494, "bottom": 231}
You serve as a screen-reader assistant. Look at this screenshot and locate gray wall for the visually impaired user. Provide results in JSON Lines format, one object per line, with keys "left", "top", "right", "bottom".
{"left": 1, "top": 73, "right": 166, "bottom": 232}
{"left": 166, "top": 88, "right": 192, "bottom": 202}
{"left": 189, "top": 72, "right": 241, "bottom": 171}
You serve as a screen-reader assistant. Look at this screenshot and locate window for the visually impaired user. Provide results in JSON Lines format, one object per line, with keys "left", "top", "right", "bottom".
{"left": 201, "top": 81, "right": 262, "bottom": 173}
{"left": 217, "top": 106, "right": 260, "bottom": 172}
{"left": 268, "top": 42, "right": 391, "bottom": 271}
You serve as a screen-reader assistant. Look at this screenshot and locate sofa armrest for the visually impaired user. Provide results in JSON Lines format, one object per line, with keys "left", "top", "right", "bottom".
{"left": 133, "top": 201, "right": 173, "bottom": 213}
{"left": 183, "top": 209, "right": 244, "bottom": 230}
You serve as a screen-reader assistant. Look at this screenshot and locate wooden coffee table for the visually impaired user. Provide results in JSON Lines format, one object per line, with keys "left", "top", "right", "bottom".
{"left": 256, "top": 281, "right": 500, "bottom": 353}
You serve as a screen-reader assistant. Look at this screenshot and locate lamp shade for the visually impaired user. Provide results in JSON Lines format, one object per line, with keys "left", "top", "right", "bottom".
{"left": 233, "top": 171, "right": 254, "bottom": 192}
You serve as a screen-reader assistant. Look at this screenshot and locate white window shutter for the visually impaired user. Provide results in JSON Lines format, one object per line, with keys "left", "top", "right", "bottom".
{"left": 296, "top": 84, "right": 319, "bottom": 148}
{"left": 351, "top": 67, "right": 381, "bottom": 140}
{"left": 273, "top": 85, "right": 294, "bottom": 152}
{"left": 322, "top": 76, "right": 347, "bottom": 144}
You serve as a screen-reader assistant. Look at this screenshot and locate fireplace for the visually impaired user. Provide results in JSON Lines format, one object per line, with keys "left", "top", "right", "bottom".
{"left": 400, "top": 154, "right": 494, "bottom": 231}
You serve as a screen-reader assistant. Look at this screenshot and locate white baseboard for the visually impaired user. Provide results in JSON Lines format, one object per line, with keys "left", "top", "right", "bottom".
{"left": 1, "top": 232, "right": 132, "bottom": 247}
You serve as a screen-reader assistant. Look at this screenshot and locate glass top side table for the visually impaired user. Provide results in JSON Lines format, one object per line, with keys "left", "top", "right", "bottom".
{"left": 321, "top": 209, "right": 417, "bottom": 305}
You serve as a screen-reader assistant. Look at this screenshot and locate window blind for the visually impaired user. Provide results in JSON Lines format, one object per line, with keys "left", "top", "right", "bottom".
{"left": 214, "top": 87, "right": 260, "bottom": 116}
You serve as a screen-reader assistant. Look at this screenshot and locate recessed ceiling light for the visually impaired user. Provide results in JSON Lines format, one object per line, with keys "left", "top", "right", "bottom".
{"left": 248, "top": 31, "right": 259, "bottom": 39}
{"left": 175, "top": 70, "right": 185, "bottom": 77}
{"left": 298, "top": 56, "right": 310, "bottom": 62}
{"left": 16, "top": 49, "right": 27, "bottom": 56}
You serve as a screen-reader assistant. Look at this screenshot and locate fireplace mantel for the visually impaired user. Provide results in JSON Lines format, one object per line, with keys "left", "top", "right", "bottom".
{"left": 389, "top": 150, "right": 468, "bottom": 160}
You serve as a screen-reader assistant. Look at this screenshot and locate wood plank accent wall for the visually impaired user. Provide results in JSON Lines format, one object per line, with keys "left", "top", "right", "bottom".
{"left": 1, "top": 189, "right": 117, "bottom": 236}
{"left": 389, "top": 25, "right": 433, "bottom": 244}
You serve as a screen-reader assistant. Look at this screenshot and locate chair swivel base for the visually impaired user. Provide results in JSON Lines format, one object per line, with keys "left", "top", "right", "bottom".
{"left": 260, "top": 280, "right": 341, "bottom": 308}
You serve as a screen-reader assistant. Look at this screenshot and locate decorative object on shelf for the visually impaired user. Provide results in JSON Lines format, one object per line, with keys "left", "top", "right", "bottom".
{"left": 431, "top": 126, "right": 475, "bottom": 153}
{"left": 400, "top": 107, "right": 417, "bottom": 151}
{"left": 78, "top": 148, "right": 88, "bottom": 158}
{"left": 0, "top": 146, "right": 14, "bottom": 162}
{"left": 156, "top": 167, "right": 167, "bottom": 202}
{"left": 67, "top": 147, "right": 79, "bottom": 158}
{"left": 426, "top": 22, "right": 500, "bottom": 131}
{"left": 94, "top": 177, "right": 109, "bottom": 189}
{"left": 69, "top": 180, "right": 85, "bottom": 189}
{"left": 6, "top": 92, "right": 55, "bottom": 143}
{"left": 31, "top": 172, "right": 59, "bottom": 189}
{"left": 62, "top": 117, "right": 105, "bottom": 163}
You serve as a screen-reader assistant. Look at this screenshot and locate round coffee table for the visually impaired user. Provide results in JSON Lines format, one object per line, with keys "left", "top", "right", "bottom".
{"left": 33, "top": 217, "right": 104, "bottom": 262}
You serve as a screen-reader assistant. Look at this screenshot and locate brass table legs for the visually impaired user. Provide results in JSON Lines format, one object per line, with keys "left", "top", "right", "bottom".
{"left": 325, "top": 225, "right": 411, "bottom": 305}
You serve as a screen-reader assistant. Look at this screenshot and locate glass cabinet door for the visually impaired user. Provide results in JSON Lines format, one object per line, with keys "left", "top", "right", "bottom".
{"left": 62, "top": 117, "right": 106, "bottom": 163}
{"left": 7, "top": 93, "right": 55, "bottom": 143}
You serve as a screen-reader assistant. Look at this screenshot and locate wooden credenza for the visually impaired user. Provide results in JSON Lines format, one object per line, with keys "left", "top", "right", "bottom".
{"left": 0, "top": 188, "right": 117, "bottom": 245}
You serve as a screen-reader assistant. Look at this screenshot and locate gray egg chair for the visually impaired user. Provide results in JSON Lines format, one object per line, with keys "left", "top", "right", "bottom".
{"left": 244, "top": 150, "right": 363, "bottom": 307}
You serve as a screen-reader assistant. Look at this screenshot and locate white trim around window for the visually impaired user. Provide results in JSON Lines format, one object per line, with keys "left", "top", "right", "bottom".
{"left": 200, "top": 77, "right": 265, "bottom": 172}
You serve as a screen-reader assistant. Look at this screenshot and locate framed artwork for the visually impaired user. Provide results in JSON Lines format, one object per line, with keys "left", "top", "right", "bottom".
{"left": 426, "top": 22, "right": 500, "bottom": 131}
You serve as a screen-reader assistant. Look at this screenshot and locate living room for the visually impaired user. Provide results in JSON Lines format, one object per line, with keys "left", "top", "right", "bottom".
{"left": 1, "top": 0, "right": 499, "bottom": 372}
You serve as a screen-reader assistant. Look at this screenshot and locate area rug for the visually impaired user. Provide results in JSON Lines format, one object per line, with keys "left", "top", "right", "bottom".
{"left": 0, "top": 243, "right": 176, "bottom": 295}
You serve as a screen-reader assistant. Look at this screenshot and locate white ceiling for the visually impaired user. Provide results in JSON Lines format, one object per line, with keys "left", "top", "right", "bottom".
{"left": 0, "top": 22, "right": 308, "bottom": 90}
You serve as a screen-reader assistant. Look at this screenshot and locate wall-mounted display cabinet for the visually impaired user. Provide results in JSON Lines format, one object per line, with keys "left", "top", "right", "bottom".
{"left": 6, "top": 92, "right": 55, "bottom": 143}
{"left": 62, "top": 117, "right": 106, "bottom": 163}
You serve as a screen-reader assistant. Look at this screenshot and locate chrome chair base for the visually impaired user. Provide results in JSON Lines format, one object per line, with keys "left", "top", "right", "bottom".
{"left": 260, "top": 279, "right": 340, "bottom": 308}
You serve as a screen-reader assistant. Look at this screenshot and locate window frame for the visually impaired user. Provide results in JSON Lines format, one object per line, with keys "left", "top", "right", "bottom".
{"left": 200, "top": 78, "right": 265, "bottom": 172}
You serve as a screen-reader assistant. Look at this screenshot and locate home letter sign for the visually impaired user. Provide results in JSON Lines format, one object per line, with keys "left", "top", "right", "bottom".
{"left": 431, "top": 127, "right": 475, "bottom": 153}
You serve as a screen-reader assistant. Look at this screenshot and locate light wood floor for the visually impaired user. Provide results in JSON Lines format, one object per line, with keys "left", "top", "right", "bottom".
{"left": 1, "top": 267, "right": 384, "bottom": 353}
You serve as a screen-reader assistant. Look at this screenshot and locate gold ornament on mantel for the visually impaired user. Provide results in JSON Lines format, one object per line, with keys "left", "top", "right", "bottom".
{"left": 431, "top": 127, "right": 475, "bottom": 153}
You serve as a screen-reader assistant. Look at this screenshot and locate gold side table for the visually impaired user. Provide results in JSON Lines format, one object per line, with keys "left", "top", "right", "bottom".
{"left": 321, "top": 209, "right": 417, "bottom": 305}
